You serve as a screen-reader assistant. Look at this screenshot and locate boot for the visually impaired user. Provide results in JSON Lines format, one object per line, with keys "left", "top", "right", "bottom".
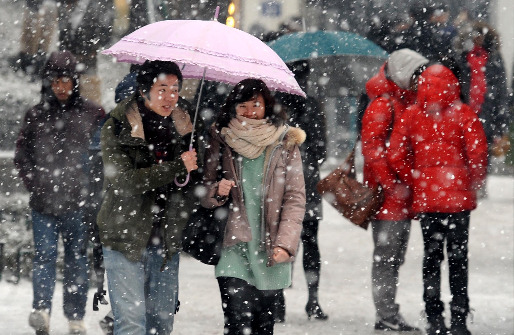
{"left": 28, "top": 309, "right": 50, "bottom": 335}
{"left": 69, "top": 319, "right": 87, "bottom": 335}
{"left": 449, "top": 298, "right": 471, "bottom": 335}
{"left": 305, "top": 300, "right": 328, "bottom": 320}
{"left": 426, "top": 314, "right": 448, "bottom": 335}
{"left": 305, "top": 270, "right": 328, "bottom": 320}
{"left": 274, "top": 290, "right": 285, "bottom": 323}
{"left": 99, "top": 311, "right": 114, "bottom": 335}
{"left": 449, "top": 309, "right": 471, "bottom": 335}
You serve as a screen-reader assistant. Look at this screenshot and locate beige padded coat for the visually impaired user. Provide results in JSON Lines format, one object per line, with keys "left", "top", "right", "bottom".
{"left": 201, "top": 125, "right": 306, "bottom": 266}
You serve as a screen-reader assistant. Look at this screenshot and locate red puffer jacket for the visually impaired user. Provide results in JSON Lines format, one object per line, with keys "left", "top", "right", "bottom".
{"left": 361, "top": 65, "right": 414, "bottom": 221}
{"left": 388, "top": 65, "right": 488, "bottom": 214}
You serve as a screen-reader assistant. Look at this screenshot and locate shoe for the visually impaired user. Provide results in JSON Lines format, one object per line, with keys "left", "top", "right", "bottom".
{"left": 28, "top": 309, "right": 50, "bottom": 335}
{"left": 69, "top": 320, "right": 87, "bottom": 335}
{"left": 425, "top": 314, "right": 449, "bottom": 335}
{"left": 448, "top": 325, "right": 471, "bottom": 335}
{"left": 375, "top": 314, "right": 420, "bottom": 332}
{"left": 305, "top": 301, "right": 328, "bottom": 320}
{"left": 99, "top": 312, "right": 114, "bottom": 335}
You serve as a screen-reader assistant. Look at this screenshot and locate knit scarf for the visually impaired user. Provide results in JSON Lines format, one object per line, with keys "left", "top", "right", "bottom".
{"left": 467, "top": 45, "right": 488, "bottom": 114}
{"left": 221, "top": 115, "right": 286, "bottom": 159}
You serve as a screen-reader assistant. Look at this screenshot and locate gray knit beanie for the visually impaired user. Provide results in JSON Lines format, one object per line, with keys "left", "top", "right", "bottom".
{"left": 386, "top": 49, "right": 429, "bottom": 89}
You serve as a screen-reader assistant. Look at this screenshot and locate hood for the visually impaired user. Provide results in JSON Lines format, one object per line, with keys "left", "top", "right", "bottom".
{"left": 366, "top": 64, "right": 413, "bottom": 101}
{"left": 417, "top": 64, "right": 460, "bottom": 112}
{"left": 42, "top": 51, "right": 80, "bottom": 79}
{"left": 386, "top": 48, "right": 429, "bottom": 90}
{"left": 40, "top": 51, "right": 81, "bottom": 105}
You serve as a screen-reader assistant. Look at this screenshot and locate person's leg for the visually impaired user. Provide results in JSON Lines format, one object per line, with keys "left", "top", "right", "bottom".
{"left": 60, "top": 211, "right": 89, "bottom": 321}
{"left": 31, "top": 210, "right": 59, "bottom": 313}
{"left": 144, "top": 247, "right": 180, "bottom": 335}
{"left": 218, "top": 277, "right": 255, "bottom": 335}
{"left": 302, "top": 219, "right": 327, "bottom": 319}
{"left": 420, "top": 213, "right": 448, "bottom": 333}
{"left": 253, "top": 289, "right": 280, "bottom": 335}
{"left": 273, "top": 289, "right": 285, "bottom": 323}
{"left": 447, "top": 211, "right": 471, "bottom": 332}
{"left": 103, "top": 248, "right": 146, "bottom": 335}
{"left": 302, "top": 219, "right": 321, "bottom": 299}
{"left": 371, "top": 220, "right": 411, "bottom": 320}
{"left": 38, "top": 1, "right": 57, "bottom": 55}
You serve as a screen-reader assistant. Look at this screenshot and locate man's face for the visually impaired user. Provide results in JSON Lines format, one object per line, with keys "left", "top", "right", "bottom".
{"left": 142, "top": 74, "right": 180, "bottom": 117}
{"left": 51, "top": 76, "right": 73, "bottom": 103}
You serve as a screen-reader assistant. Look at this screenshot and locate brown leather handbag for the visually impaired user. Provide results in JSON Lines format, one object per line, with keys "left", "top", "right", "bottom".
{"left": 316, "top": 148, "right": 384, "bottom": 230}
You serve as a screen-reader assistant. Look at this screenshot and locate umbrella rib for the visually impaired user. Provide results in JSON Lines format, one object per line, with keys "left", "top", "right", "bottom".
{"left": 121, "top": 37, "right": 286, "bottom": 70}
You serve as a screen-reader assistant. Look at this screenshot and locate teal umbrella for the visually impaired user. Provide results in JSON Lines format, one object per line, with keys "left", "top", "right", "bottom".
{"left": 267, "top": 30, "right": 388, "bottom": 63}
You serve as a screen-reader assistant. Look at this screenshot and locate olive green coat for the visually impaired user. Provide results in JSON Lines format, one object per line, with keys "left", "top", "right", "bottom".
{"left": 97, "top": 97, "right": 199, "bottom": 262}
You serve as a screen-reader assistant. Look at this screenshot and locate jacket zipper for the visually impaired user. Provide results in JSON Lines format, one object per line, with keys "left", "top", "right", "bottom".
{"left": 260, "top": 127, "right": 289, "bottom": 252}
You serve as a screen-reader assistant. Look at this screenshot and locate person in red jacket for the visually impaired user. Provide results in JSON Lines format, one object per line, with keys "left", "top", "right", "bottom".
{"left": 361, "top": 48, "right": 428, "bottom": 332}
{"left": 388, "top": 64, "right": 488, "bottom": 335}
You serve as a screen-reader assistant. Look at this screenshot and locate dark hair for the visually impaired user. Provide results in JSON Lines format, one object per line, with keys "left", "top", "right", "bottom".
{"left": 216, "top": 78, "right": 286, "bottom": 129}
{"left": 287, "top": 60, "right": 310, "bottom": 89}
{"left": 409, "top": 2, "right": 435, "bottom": 24}
{"left": 473, "top": 22, "right": 500, "bottom": 53}
{"left": 136, "top": 60, "right": 183, "bottom": 95}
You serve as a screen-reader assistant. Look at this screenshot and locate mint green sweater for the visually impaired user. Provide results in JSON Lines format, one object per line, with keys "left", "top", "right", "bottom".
{"left": 215, "top": 154, "right": 291, "bottom": 290}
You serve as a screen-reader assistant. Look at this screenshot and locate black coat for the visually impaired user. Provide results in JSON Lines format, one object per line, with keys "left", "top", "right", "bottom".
{"left": 460, "top": 50, "right": 509, "bottom": 143}
{"left": 276, "top": 93, "right": 326, "bottom": 221}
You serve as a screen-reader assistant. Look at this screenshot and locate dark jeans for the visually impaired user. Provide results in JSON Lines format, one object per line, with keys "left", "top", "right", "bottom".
{"left": 218, "top": 277, "right": 280, "bottom": 335}
{"left": 419, "top": 211, "right": 470, "bottom": 317}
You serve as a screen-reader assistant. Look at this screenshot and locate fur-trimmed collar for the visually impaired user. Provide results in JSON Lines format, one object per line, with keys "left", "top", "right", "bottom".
{"left": 283, "top": 126, "right": 306, "bottom": 149}
{"left": 119, "top": 100, "right": 193, "bottom": 141}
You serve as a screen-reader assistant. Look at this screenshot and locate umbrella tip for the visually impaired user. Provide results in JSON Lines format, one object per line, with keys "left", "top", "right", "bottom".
{"left": 214, "top": 6, "right": 220, "bottom": 21}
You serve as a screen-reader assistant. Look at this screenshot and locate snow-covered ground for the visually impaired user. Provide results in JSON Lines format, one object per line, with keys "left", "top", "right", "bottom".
{"left": 1, "top": 0, "right": 513, "bottom": 334}
{"left": 1, "top": 174, "right": 512, "bottom": 335}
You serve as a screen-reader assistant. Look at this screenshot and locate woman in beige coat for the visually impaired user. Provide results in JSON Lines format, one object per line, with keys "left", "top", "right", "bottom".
{"left": 201, "top": 78, "right": 306, "bottom": 335}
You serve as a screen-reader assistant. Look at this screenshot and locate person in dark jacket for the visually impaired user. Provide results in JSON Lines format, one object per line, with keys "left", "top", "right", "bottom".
{"left": 398, "top": 2, "right": 462, "bottom": 83}
{"left": 8, "top": 0, "right": 57, "bottom": 78}
{"left": 57, "top": 0, "right": 114, "bottom": 104}
{"left": 14, "top": 50, "right": 106, "bottom": 335}
{"left": 97, "top": 60, "right": 199, "bottom": 335}
{"left": 460, "top": 21, "right": 510, "bottom": 149}
{"left": 274, "top": 60, "right": 328, "bottom": 322}
{"left": 362, "top": 48, "right": 428, "bottom": 332}
{"left": 388, "top": 64, "right": 488, "bottom": 335}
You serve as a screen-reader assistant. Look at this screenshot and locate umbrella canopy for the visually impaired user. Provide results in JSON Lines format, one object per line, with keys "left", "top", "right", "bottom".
{"left": 102, "top": 19, "right": 305, "bottom": 97}
{"left": 267, "top": 31, "right": 388, "bottom": 96}
{"left": 266, "top": 30, "right": 388, "bottom": 63}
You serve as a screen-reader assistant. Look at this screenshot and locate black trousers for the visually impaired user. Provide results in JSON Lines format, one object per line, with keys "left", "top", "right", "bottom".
{"left": 218, "top": 277, "right": 280, "bottom": 335}
{"left": 419, "top": 211, "right": 470, "bottom": 317}
{"left": 302, "top": 219, "right": 321, "bottom": 275}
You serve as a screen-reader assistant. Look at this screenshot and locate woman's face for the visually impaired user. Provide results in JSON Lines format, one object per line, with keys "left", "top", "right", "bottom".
{"left": 235, "top": 94, "right": 266, "bottom": 120}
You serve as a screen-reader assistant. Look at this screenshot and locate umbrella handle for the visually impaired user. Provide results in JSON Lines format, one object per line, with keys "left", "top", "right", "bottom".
{"left": 174, "top": 144, "right": 193, "bottom": 187}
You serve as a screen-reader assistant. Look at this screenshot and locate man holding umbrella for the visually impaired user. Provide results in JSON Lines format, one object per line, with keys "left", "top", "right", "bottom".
{"left": 96, "top": 60, "right": 199, "bottom": 334}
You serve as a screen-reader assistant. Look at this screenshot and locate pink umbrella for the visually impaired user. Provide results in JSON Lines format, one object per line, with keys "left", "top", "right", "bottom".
{"left": 102, "top": 19, "right": 304, "bottom": 97}
{"left": 103, "top": 11, "right": 304, "bottom": 186}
